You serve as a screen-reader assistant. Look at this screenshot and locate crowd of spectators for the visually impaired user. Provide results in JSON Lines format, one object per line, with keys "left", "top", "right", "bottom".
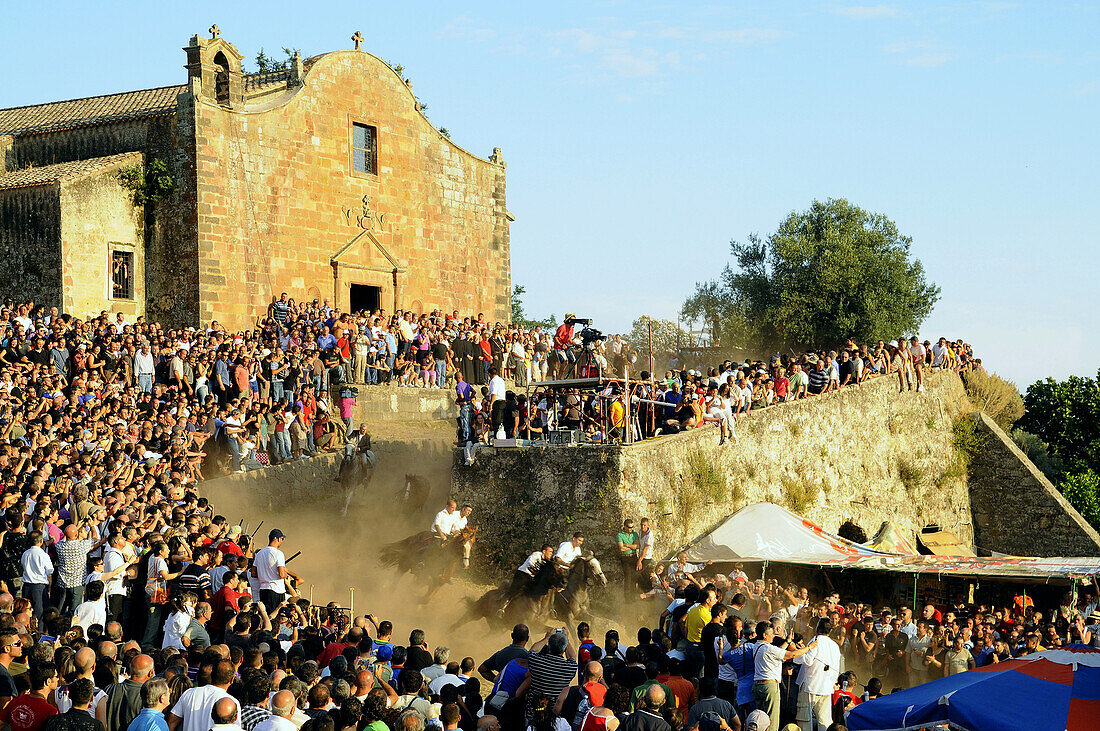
{"left": 0, "top": 296, "right": 1085, "bottom": 731}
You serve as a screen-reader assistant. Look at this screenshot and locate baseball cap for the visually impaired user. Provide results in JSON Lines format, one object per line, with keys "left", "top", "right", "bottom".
{"left": 376, "top": 644, "right": 394, "bottom": 661}
{"left": 227, "top": 525, "right": 242, "bottom": 539}
{"left": 269, "top": 529, "right": 286, "bottom": 541}
{"left": 745, "top": 709, "right": 770, "bottom": 731}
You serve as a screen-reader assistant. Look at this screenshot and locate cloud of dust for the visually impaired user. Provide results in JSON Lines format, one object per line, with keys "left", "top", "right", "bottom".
{"left": 205, "top": 439, "right": 524, "bottom": 665}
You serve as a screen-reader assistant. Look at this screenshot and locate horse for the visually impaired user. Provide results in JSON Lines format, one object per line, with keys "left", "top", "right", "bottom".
{"left": 335, "top": 432, "right": 376, "bottom": 515}
{"left": 399, "top": 474, "right": 432, "bottom": 514}
{"left": 551, "top": 553, "right": 607, "bottom": 637}
{"left": 379, "top": 526, "right": 479, "bottom": 600}
{"left": 452, "top": 558, "right": 564, "bottom": 632}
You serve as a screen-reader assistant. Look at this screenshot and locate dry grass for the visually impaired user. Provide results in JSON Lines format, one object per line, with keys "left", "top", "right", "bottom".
{"left": 961, "top": 370, "right": 1024, "bottom": 430}
{"left": 782, "top": 476, "right": 818, "bottom": 514}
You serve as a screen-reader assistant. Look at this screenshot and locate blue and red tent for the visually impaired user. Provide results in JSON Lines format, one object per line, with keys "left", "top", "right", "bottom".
{"left": 846, "top": 645, "right": 1100, "bottom": 731}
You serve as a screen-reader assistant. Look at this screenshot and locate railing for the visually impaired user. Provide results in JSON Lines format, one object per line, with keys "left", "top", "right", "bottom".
{"left": 243, "top": 69, "right": 290, "bottom": 91}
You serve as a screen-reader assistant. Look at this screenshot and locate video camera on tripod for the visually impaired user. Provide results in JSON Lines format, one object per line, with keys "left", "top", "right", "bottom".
{"left": 566, "top": 317, "right": 607, "bottom": 350}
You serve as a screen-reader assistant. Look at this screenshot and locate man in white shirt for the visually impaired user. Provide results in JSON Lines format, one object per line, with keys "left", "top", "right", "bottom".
{"left": 168, "top": 659, "right": 240, "bottom": 731}
{"left": 931, "top": 337, "right": 948, "bottom": 368}
{"left": 252, "top": 529, "right": 293, "bottom": 613}
{"left": 253, "top": 691, "right": 297, "bottom": 731}
{"left": 452, "top": 505, "right": 472, "bottom": 533}
{"left": 908, "top": 620, "right": 932, "bottom": 688}
{"left": 432, "top": 500, "right": 459, "bottom": 539}
{"left": 488, "top": 367, "right": 506, "bottom": 437}
{"left": 794, "top": 618, "right": 841, "bottom": 731}
{"left": 21, "top": 530, "right": 53, "bottom": 618}
{"left": 554, "top": 532, "right": 585, "bottom": 569}
{"left": 753, "top": 622, "right": 816, "bottom": 731}
{"left": 134, "top": 343, "right": 155, "bottom": 394}
{"left": 908, "top": 337, "right": 926, "bottom": 392}
{"left": 103, "top": 533, "right": 131, "bottom": 623}
{"left": 72, "top": 580, "right": 108, "bottom": 636}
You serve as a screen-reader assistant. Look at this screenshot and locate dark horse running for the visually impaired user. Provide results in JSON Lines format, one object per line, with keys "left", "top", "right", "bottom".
{"left": 452, "top": 558, "right": 564, "bottom": 632}
{"left": 378, "top": 526, "right": 479, "bottom": 601}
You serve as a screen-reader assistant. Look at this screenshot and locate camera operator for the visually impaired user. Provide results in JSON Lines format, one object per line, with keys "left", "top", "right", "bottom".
{"left": 553, "top": 314, "right": 577, "bottom": 379}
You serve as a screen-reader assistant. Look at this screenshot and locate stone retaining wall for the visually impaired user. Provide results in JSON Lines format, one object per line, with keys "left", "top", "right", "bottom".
{"left": 967, "top": 412, "right": 1100, "bottom": 556}
{"left": 451, "top": 372, "right": 1099, "bottom": 580}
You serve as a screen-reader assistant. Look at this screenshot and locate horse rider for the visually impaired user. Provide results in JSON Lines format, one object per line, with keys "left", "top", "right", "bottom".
{"left": 432, "top": 501, "right": 473, "bottom": 544}
{"left": 499, "top": 543, "right": 556, "bottom": 614}
{"left": 432, "top": 500, "right": 460, "bottom": 543}
{"left": 554, "top": 532, "right": 586, "bottom": 572}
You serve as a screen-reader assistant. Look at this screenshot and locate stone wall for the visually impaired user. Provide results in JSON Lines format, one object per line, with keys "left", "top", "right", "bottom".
{"left": 191, "top": 49, "right": 510, "bottom": 330}
{"left": 59, "top": 155, "right": 146, "bottom": 317}
{"left": 352, "top": 384, "right": 458, "bottom": 424}
{"left": 452, "top": 372, "right": 1099, "bottom": 580}
{"left": 0, "top": 185, "right": 62, "bottom": 307}
{"left": 9, "top": 119, "right": 158, "bottom": 169}
{"left": 967, "top": 412, "right": 1100, "bottom": 556}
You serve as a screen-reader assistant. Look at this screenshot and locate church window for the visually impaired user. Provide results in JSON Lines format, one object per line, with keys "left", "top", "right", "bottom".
{"left": 111, "top": 250, "right": 134, "bottom": 300}
{"left": 352, "top": 123, "right": 378, "bottom": 175}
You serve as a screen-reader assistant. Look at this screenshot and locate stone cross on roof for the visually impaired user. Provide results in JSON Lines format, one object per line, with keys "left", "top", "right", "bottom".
{"left": 209, "top": 24, "right": 220, "bottom": 39}
{"left": 352, "top": 31, "right": 363, "bottom": 51}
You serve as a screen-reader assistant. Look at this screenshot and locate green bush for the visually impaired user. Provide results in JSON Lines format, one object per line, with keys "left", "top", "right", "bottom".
{"left": 961, "top": 370, "right": 1024, "bottom": 430}
{"left": 1010, "top": 428, "right": 1067, "bottom": 483}
{"left": 897, "top": 458, "right": 924, "bottom": 493}
{"left": 1060, "top": 469, "right": 1100, "bottom": 530}
{"left": 951, "top": 416, "right": 985, "bottom": 468}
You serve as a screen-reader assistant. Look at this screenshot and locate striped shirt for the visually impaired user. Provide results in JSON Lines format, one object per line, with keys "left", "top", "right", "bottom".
{"left": 525, "top": 651, "right": 577, "bottom": 718}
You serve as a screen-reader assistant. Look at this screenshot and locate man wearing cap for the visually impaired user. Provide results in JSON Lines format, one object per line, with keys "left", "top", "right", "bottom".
{"left": 553, "top": 315, "right": 576, "bottom": 379}
{"left": 215, "top": 526, "right": 244, "bottom": 558}
{"left": 252, "top": 530, "right": 297, "bottom": 613}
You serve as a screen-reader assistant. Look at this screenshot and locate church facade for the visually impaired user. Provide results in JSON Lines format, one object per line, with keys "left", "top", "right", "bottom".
{"left": 0, "top": 28, "right": 511, "bottom": 327}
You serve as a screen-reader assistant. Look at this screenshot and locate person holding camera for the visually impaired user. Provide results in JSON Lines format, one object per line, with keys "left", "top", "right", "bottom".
{"left": 553, "top": 315, "right": 577, "bottom": 379}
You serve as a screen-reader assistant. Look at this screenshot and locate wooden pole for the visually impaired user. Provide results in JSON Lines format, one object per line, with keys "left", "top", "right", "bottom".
{"left": 349, "top": 587, "right": 355, "bottom": 617}
{"left": 309, "top": 584, "right": 314, "bottom": 607}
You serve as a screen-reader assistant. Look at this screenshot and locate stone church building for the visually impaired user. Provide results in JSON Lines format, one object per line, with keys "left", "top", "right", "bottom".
{"left": 0, "top": 28, "right": 511, "bottom": 328}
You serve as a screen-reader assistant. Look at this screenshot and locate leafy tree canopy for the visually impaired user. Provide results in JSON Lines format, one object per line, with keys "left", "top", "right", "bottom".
{"left": 509, "top": 285, "right": 556, "bottom": 330}
{"left": 1018, "top": 371, "right": 1100, "bottom": 474}
{"left": 683, "top": 198, "right": 940, "bottom": 352}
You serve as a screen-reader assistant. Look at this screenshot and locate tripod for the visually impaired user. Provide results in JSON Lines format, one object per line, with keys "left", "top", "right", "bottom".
{"left": 561, "top": 346, "right": 600, "bottom": 380}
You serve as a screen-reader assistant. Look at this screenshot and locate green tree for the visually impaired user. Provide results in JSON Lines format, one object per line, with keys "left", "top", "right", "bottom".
{"left": 682, "top": 198, "right": 940, "bottom": 351}
{"left": 118, "top": 158, "right": 174, "bottom": 207}
{"left": 1017, "top": 371, "right": 1100, "bottom": 473}
{"left": 628, "top": 316, "right": 695, "bottom": 360}
{"left": 1060, "top": 469, "right": 1100, "bottom": 529}
{"left": 252, "top": 47, "right": 299, "bottom": 73}
{"left": 509, "top": 285, "right": 556, "bottom": 329}
{"left": 1016, "top": 370, "right": 1100, "bottom": 530}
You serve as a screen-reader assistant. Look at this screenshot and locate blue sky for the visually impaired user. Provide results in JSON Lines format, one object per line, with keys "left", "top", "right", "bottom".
{"left": 2, "top": 2, "right": 1097, "bottom": 388}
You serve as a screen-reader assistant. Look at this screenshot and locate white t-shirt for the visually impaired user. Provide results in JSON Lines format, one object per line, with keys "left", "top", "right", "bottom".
{"left": 55, "top": 683, "right": 107, "bottom": 713}
{"left": 489, "top": 375, "right": 506, "bottom": 402}
{"left": 638, "top": 530, "right": 654, "bottom": 560}
{"left": 163, "top": 609, "right": 192, "bottom": 650}
{"left": 103, "top": 547, "right": 129, "bottom": 597}
{"left": 171, "top": 685, "right": 239, "bottom": 731}
{"left": 432, "top": 510, "right": 459, "bottom": 536}
{"left": 754, "top": 641, "right": 787, "bottom": 682}
{"left": 72, "top": 599, "right": 107, "bottom": 634}
{"left": 254, "top": 546, "right": 286, "bottom": 593}
{"left": 555, "top": 541, "right": 583, "bottom": 565}
{"left": 931, "top": 343, "right": 947, "bottom": 367}
{"left": 795, "top": 635, "right": 840, "bottom": 695}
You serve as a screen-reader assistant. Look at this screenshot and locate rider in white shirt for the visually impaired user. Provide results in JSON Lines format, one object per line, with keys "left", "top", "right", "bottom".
{"left": 432, "top": 500, "right": 459, "bottom": 539}
{"left": 554, "top": 533, "right": 586, "bottom": 569}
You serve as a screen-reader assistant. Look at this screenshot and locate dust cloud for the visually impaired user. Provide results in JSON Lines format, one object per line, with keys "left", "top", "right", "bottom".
{"left": 203, "top": 435, "right": 531, "bottom": 665}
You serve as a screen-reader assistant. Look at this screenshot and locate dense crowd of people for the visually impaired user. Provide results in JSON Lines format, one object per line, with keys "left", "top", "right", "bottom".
{"left": 0, "top": 295, "right": 1040, "bottom": 731}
